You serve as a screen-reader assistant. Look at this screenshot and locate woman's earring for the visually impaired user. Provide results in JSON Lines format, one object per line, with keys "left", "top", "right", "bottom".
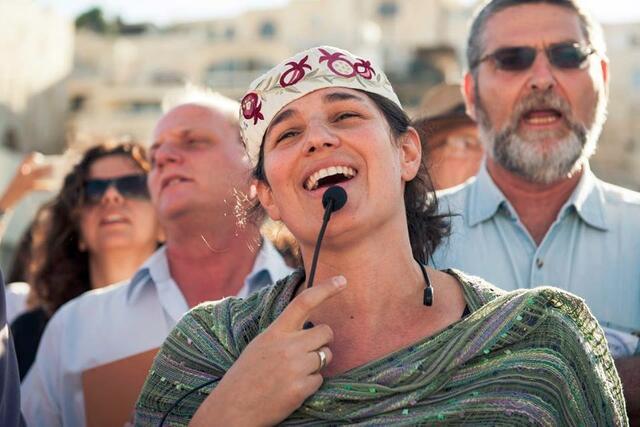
{"left": 417, "top": 261, "right": 433, "bottom": 307}
{"left": 423, "top": 285, "right": 433, "bottom": 307}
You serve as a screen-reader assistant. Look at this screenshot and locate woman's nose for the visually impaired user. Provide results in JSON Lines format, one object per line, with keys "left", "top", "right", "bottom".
{"left": 303, "top": 121, "right": 340, "bottom": 154}
{"left": 100, "top": 184, "right": 124, "bottom": 204}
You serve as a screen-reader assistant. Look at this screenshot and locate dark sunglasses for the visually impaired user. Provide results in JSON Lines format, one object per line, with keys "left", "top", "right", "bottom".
{"left": 472, "top": 42, "right": 595, "bottom": 71}
{"left": 84, "top": 174, "right": 149, "bottom": 205}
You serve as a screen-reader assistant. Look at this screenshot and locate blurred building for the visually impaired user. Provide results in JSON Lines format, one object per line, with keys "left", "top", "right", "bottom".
{"left": 63, "top": 0, "right": 640, "bottom": 192}
{"left": 68, "top": 0, "right": 473, "bottom": 146}
{"left": 2, "top": 0, "right": 638, "bottom": 273}
{"left": 0, "top": 0, "right": 74, "bottom": 271}
{"left": 0, "top": 0, "right": 73, "bottom": 154}
{"left": 590, "top": 22, "right": 640, "bottom": 189}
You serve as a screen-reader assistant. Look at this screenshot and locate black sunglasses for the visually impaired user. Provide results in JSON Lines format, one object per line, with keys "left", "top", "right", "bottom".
{"left": 472, "top": 42, "right": 595, "bottom": 71}
{"left": 84, "top": 174, "right": 149, "bottom": 205}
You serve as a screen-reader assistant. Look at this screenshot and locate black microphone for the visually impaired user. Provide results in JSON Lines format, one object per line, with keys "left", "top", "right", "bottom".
{"left": 322, "top": 185, "right": 347, "bottom": 213}
{"left": 306, "top": 186, "right": 348, "bottom": 290}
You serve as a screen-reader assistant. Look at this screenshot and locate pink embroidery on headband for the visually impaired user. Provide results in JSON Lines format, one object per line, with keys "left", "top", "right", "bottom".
{"left": 241, "top": 92, "right": 264, "bottom": 125}
{"left": 279, "top": 55, "right": 312, "bottom": 88}
{"left": 318, "top": 48, "right": 358, "bottom": 78}
{"left": 354, "top": 59, "right": 376, "bottom": 80}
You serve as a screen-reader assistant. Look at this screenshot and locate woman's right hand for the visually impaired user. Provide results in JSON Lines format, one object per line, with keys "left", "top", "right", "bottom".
{"left": 189, "top": 275, "right": 347, "bottom": 427}
{"left": 0, "top": 152, "right": 54, "bottom": 213}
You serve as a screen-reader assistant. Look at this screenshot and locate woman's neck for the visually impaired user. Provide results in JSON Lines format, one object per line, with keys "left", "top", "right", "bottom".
{"left": 299, "top": 220, "right": 467, "bottom": 377}
{"left": 299, "top": 216, "right": 423, "bottom": 322}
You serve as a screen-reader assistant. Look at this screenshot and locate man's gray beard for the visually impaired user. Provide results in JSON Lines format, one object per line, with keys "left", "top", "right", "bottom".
{"left": 476, "top": 91, "right": 606, "bottom": 185}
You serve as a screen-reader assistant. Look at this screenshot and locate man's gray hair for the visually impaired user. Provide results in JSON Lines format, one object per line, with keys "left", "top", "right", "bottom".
{"left": 466, "top": 0, "right": 607, "bottom": 79}
{"left": 161, "top": 83, "right": 240, "bottom": 125}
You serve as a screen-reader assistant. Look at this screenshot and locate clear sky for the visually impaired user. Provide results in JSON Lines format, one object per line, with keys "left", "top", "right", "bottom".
{"left": 35, "top": 0, "right": 640, "bottom": 25}
{"left": 35, "top": 0, "right": 291, "bottom": 25}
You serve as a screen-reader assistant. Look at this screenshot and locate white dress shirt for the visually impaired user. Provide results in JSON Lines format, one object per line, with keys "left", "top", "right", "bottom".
{"left": 5, "top": 282, "right": 29, "bottom": 324}
{"left": 21, "top": 241, "right": 292, "bottom": 427}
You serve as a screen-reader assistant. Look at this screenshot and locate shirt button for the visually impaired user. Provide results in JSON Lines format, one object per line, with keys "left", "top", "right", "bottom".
{"left": 536, "top": 258, "right": 544, "bottom": 268}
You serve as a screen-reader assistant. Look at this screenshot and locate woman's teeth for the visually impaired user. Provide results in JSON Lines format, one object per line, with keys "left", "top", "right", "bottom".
{"left": 305, "top": 166, "right": 356, "bottom": 191}
{"left": 102, "top": 214, "right": 126, "bottom": 224}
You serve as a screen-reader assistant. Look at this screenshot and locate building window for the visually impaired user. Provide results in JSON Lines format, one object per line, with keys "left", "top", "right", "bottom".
{"left": 378, "top": 1, "right": 398, "bottom": 17}
{"left": 633, "top": 69, "right": 640, "bottom": 89}
{"left": 206, "top": 58, "right": 273, "bottom": 74}
{"left": 204, "top": 59, "right": 274, "bottom": 87}
{"left": 70, "top": 95, "right": 87, "bottom": 112}
{"left": 151, "top": 70, "right": 184, "bottom": 85}
{"left": 2, "top": 129, "right": 19, "bottom": 151}
{"left": 122, "top": 101, "right": 161, "bottom": 114}
{"left": 625, "top": 138, "right": 637, "bottom": 153}
{"left": 259, "top": 21, "right": 276, "bottom": 39}
{"left": 225, "top": 27, "right": 235, "bottom": 40}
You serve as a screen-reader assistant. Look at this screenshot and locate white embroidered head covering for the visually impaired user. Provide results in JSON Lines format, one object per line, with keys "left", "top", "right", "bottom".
{"left": 239, "top": 45, "right": 402, "bottom": 166}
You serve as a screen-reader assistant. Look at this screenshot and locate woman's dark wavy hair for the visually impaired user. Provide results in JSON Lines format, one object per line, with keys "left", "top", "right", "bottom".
{"left": 31, "top": 140, "right": 150, "bottom": 315}
{"left": 251, "top": 90, "right": 450, "bottom": 264}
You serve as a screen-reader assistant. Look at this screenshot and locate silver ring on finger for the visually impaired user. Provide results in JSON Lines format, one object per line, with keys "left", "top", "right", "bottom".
{"left": 316, "top": 349, "right": 327, "bottom": 372}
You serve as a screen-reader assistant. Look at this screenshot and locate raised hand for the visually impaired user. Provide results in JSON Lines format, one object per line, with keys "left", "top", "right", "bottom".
{"left": 189, "top": 275, "right": 347, "bottom": 427}
{"left": 0, "top": 153, "right": 54, "bottom": 213}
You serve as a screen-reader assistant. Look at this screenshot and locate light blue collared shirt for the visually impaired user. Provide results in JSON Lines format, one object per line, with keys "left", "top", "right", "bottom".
{"left": 432, "top": 164, "right": 640, "bottom": 355}
{"left": 21, "top": 240, "right": 292, "bottom": 427}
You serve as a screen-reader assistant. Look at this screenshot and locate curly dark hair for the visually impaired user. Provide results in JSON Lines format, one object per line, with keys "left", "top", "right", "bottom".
{"left": 251, "top": 90, "right": 450, "bottom": 264}
{"left": 7, "top": 211, "right": 40, "bottom": 284}
{"left": 30, "top": 140, "right": 150, "bottom": 315}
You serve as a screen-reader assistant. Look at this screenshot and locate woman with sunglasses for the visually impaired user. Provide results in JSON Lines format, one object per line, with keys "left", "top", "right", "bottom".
{"left": 135, "top": 47, "right": 625, "bottom": 425}
{"left": 10, "top": 140, "right": 163, "bottom": 380}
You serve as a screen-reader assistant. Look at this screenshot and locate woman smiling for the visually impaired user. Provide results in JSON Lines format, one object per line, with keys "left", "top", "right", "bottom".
{"left": 135, "top": 46, "right": 626, "bottom": 426}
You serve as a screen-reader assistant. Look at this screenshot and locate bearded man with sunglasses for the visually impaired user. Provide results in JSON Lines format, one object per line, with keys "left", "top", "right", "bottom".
{"left": 20, "top": 88, "right": 292, "bottom": 427}
{"left": 432, "top": 0, "right": 639, "bottom": 419}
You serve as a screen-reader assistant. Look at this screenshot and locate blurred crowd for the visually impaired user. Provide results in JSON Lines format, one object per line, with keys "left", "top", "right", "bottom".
{"left": 0, "top": 0, "right": 638, "bottom": 426}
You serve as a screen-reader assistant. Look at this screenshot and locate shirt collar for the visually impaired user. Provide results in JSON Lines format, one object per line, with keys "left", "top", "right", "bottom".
{"left": 126, "top": 240, "right": 293, "bottom": 302}
{"left": 467, "top": 163, "right": 510, "bottom": 227}
{"left": 467, "top": 162, "right": 608, "bottom": 231}
{"left": 126, "top": 246, "right": 170, "bottom": 302}
{"left": 238, "top": 239, "right": 293, "bottom": 297}
{"left": 563, "top": 165, "right": 608, "bottom": 231}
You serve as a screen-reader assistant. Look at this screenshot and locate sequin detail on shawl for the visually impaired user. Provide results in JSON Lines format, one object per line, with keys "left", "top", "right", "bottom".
{"left": 135, "top": 269, "right": 627, "bottom": 426}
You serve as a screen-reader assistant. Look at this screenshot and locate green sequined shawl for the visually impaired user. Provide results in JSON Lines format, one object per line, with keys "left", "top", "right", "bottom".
{"left": 135, "top": 269, "right": 627, "bottom": 426}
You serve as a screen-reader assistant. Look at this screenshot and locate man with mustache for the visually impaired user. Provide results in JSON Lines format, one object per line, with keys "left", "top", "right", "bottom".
{"left": 432, "top": 0, "right": 639, "bottom": 419}
{"left": 20, "top": 87, "right": 292, "bottom": 427}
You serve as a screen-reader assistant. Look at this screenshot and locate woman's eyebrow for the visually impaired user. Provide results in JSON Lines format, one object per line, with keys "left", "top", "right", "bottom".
{"left": 268, "top": 109, "right": 295, "bottom": 132}
{"left": 266, "top": 91, "right": 364, "bottom": 138}
{"left": 323, "top": 91, "right": 364, "bottom": 103}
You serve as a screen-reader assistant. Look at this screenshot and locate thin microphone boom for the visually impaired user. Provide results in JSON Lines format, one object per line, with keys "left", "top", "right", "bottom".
{"left": 161, "top": 186, "right": 348, "bottom": 423}
{"left": 306, "top": 186, "right": 348, "bottom": 289}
